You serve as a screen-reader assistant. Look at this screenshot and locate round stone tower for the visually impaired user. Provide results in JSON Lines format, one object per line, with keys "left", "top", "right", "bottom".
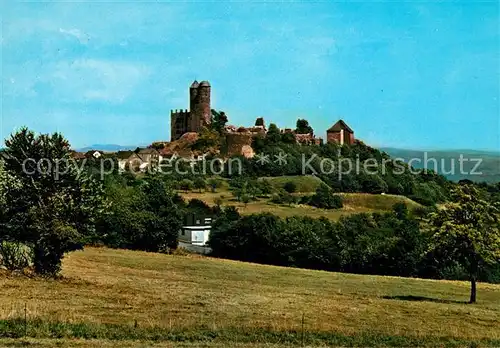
{"left": 189, "top": 80, "right": 199, "bottom": 112}
{"left": 197, "top": 80, "right": 211, "bottom": 126}
{"left": 188, "top": 80, "right": 211, "bottom": 131}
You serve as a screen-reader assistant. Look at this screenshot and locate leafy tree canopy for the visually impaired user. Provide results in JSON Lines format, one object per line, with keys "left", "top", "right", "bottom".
{"left": 210, "top": 109, "right": 228, "bottom": 134}
{"left": 2, "top": 127, "right": 107, "bottom": 276}
{"left": 295, "top": 119, "right": 314, "bottom": 135}
{"left": 429, "top": 185, "right": 500, "bottom": 303}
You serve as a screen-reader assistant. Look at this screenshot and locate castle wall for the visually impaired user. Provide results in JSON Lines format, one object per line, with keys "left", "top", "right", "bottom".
{"left": 225, "top": 133, "right": 254, "bottom": 158}
{"left": 171, "top": 109, "right": 190, "bottom": 141}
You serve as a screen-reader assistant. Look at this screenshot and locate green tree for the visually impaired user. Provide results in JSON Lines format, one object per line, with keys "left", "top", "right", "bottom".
{"left": 230, "top": 177, "right": 249, "bottom": 201}
{"left": 241, "top": 194, "right": 251, "bottom": 207}
{"left": 295, "top": 118, "right": 314, "bottom": 135}
{"left": 280, "top": 192, "right": 296, "bottom": 206}
{"left": 137, "top": 176, "right": 183, "bottom": 251}
{"left": 192, "top": 127, "right": 220, "bottom": 151}
{"left": 309, "top": 184, "right": 343, "bottom": 209}
{"left": 281, "top": 132, "right": 296, "bottom": 144}
{"left": 207, "top": 177, "right": 222, "bottom": 192}
{"left": 0, "top": 160, "right": 21, "bottom": 227}
{"left": 179, "top": 179, "right": 194, "bottom": 192}
{"left": 194, "top": 177, "right": 207, "bottom": 193}
{"left": 210, "top": 109, "right": 228, "bottom": 134}
{"left": 0, "top": 160, "right": 31, "bottom": 271}
{"left": 186, "top": 198, "right": 213, "bottom": 215}
{"left": 260, "top": 179, "right": 274, "bottom": 195}
{"left": 359, "top": 173, "right": 388, "bottom": 194}
{"left": 266, "top": 123, "right": 281, "bottom": 144}
{"left": 246, "top": 179, "right": 262, "bottom": 199}
{"left": 3, "top": 128, "right": 106, "bottom": 276}
{"left": 283, "top": 181, "right": 297, "bottom": 193}
{"left": 429, "top": 185, "right": 500, "bottom": 303}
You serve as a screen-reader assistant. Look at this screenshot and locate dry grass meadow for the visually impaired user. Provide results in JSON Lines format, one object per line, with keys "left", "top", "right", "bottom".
{"left": 0, "top": 247, "right": 499, "bottom": 347}
{"left": 181, "top": 190, "right": 420, "bottom": 220}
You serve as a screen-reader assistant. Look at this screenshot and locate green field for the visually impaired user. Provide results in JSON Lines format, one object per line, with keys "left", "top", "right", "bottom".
{"left": 258, "top": 175, "right": 325, "bottom": 192}
{"left": 181, "top": 189, "right": 420, "bottom": 221}
{"left": 181, "top": 175, "right": 421, "bottom": 221}
{"left": 1, "top": 247, "right": 499, "bottom": 347}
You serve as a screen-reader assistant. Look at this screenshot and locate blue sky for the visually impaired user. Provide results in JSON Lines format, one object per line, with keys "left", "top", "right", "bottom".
{"left": 1, "top": 1, "right": 499, "bottom": 150}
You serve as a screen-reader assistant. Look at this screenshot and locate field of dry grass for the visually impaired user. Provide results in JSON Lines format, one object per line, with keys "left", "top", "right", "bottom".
{"left": 0, "top": 339, "right": 284, "bottom": 348}
{"left": 2, "top": 340, "right": 290, "bottom": 347}
{"left": 1, "top": 247, "right": 499, "bottom": 347}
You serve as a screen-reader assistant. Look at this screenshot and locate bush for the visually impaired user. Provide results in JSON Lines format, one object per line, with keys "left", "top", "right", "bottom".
{"left": 31, "top": 222, "right": 84, "bottom": 276}
{"left": 207, "top": 178, "right": 223, "bottom": 192}
{"left": 283, "top": 181, "right": 297, "bottom": 193}
{"left": 309, "top": 184, "right": 343, "bottom": 209}
{"left": 0, "top": 241, "right": 32, "bottom": 271}
{"left": 360, "top": 174, "right": 388, "bottom": 194}
{"left": 179, "top": 179, "right": 194, "bottom": 192}
{"left": 298, "top": 195, "right": 311, "bottom": 205}
{"left": 187, "top": 198, "right": 213, "bottom": 215}
{"left": 410, "top": 182, "right": 447, "bottom": 206}
{"left": 193, "top": 177, "right": 207, "bottom": 192}
{"left": 241, "top": 194, "right": 251, "bottom": 207}
{"left": 270, "top": 191, "right": 296, "bottom": 206}
{"left": 260, "top": 179, "right": 274, "bottom": 195}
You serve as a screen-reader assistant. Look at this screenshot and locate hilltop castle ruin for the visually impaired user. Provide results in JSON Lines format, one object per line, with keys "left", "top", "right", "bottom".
{"left": 169, "top": 80, "right": 355, "bottom": 148}
{"left": 170, "top": 80, "right": 212, "bottom": 141}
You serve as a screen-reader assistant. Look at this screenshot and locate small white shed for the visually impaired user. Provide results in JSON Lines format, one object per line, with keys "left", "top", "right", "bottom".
{"left": 179, "top": 216, "right": 212, "bottom": 246}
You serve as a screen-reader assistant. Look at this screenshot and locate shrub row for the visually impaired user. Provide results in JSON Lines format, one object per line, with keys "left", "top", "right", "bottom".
{"left": 208, "top": 204, "right": 500, "bottom": 283}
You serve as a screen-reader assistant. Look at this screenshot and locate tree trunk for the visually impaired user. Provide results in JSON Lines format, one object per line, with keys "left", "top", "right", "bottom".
{"left": 469, "top": 275, "right": 477, "bottom": 304}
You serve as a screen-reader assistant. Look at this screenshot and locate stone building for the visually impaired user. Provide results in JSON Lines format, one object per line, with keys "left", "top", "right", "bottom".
{"left": 327, "top": 120, "right": 355, "bottom": 145}
{"left": 116, "top": 148, "right": 159, "bottom": 172}
{"left": 168, "top": 81, "right": 356, "bottom": 153}
{"left": 170, "top": 80, "right": 211, "bottom": 141}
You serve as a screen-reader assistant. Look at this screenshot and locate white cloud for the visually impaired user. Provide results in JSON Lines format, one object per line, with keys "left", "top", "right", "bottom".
{"left": 51, "top": 59, "right": 150, "bottom": 103}
{"left": 59, "top": 28, "right": 90, "bottom": 44}
{"left": 3, "top": 58, "right": 150, "bottom": 103}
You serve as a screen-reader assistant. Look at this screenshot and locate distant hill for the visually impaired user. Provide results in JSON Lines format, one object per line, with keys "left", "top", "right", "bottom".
{"left": 75, "top": 144, "right": 141, "bottom": 152}
{"left": 380, "top": 147, "right": 500, "bottom": 183}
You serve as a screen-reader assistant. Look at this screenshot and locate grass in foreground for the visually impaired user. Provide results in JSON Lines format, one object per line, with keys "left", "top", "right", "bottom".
{"left": 1, "top": 247, "right": 499, "bottom": 347}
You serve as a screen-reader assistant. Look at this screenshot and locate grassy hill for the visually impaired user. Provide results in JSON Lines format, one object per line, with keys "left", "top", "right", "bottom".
{"left": 181, "top": 185, "right": 421, "bottom": 221}
{"left": 1, "top": 247, "right": 499, "bottom": 347}
{"left": 258, "top": 175, "right": 325, "bottom": 192}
